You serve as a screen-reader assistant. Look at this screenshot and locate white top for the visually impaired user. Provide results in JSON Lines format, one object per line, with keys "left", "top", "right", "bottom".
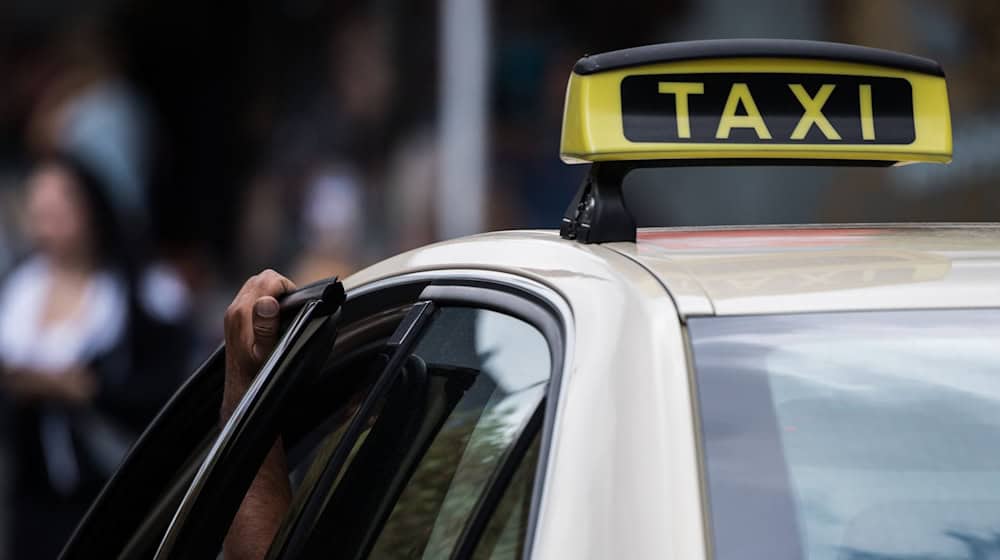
{"left": 0, "top": 256, "right": 130, "bottom": 494}
{"left": 0, "top": 256, "right": 127, "bottom": 374}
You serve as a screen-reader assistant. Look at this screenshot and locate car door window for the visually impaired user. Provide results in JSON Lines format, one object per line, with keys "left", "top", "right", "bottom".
{"left": 369, "top": 307, "right": 550, "bottom": 559}
{"left": 471, "top": 433, "right": 541, "bottom": 560}
{"left": 279, "top": 304, "right": 555, "bottom": 560}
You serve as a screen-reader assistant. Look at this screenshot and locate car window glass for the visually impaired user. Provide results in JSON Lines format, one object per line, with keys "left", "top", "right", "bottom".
{"left": 265, "top": 337, "right": 405, "bottom": 558}
{"left": 689, "top": 309, "right": 1000, "bottom": 560}
{"left": 284, "top": 352, "right": 387, "bottom": 490}
{"left": 365, "top": 306, "right": 550, "bottom": 559}
{"left": 471, "top": 432, "right": 540, "bottom": 560}
{"left": 279, "top": 306, "right": 412, "bottom": 493}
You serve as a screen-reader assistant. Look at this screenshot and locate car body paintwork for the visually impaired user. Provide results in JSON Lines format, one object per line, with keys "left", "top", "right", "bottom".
{"left": 618, "top": 223, "right": 1000, "bottom": 317}
{"left": 342, "top": 223, "right": 1000, "bottom": 559}
{"left": 346, "top": 232, "right": 708, "bottom": 560}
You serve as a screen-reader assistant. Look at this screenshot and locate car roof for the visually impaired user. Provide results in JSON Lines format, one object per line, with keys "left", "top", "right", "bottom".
{"left": 345, "top": 223, "right": 1000, "bottom": 320}
{"left": 609, "top": 223, "right": 1000, "bottom": 317}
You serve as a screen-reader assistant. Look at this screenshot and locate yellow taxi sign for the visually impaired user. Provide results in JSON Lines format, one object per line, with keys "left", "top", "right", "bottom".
{"left": 560, "top": 40, "right": 952, "bottom": 165}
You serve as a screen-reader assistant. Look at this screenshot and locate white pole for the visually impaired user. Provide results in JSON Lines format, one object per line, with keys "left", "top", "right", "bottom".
{"left": 438, "top": 0, "right": 489, "bottom": 238}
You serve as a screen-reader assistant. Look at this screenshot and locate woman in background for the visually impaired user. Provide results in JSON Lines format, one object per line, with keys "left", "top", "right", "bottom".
{"left": 0, "top": 154, "right": 173, "bottom": 558}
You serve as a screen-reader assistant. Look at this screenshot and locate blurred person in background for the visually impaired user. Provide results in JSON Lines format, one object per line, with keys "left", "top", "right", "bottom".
{"left": 0, "top": 154, "right": 182, "bottom": 558}
{"left": 25, "top": 20, "right": 152, "bottom": 229}
{"left": 244, "top": 10, "right": 409, "bottom": 284}
{"left": 18, "top": 14, "right": 199, "bottom": 347}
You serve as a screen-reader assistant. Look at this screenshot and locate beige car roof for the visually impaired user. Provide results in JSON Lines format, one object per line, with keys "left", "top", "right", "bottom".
{"left": 346, "top": 224, "right": 1000, "bottom": 320}
{"left": 607, "top": 223, "right": 1000, "bottom": 318}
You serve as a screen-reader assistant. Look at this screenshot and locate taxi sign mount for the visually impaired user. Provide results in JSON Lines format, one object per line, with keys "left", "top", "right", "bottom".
{"left": 559, "top": 39, "right": 953, "bottom": 244}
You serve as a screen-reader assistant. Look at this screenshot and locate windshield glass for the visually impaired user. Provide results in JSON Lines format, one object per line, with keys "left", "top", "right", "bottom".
{"left": 688, "top": 309, "right": 1000, "bottom": 560}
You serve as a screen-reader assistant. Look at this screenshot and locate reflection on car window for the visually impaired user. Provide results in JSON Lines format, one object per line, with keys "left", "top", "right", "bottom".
{"left": 689, "top": 309, "right": 1000, "bottom": 560}
{"left": 282, "top": 398, "right": 382, "bottom": 536}
{"left": 472, "top": 433, "right": 540, "bottom": 560}
{"left": 367, "top": 307, "right": 550, "bottom": 559}
{"left": 265, "top": 324, "right": 401, "bottom": 559}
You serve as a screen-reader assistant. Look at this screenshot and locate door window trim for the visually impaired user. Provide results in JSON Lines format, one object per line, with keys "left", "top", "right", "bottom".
{"left": 278, "top": 271, "right": 571, "bottom": 559}
{"left": 415, "top": 274, "right": 571, "bottom": 560}
{"left": 347, "top": 271, "right": 572, "bottom": 559}
{"left": 273, "top": 272, "right": 570, "bottom": 559}
{"left": 119, "top": 270, "right": 570, "bottom": 560}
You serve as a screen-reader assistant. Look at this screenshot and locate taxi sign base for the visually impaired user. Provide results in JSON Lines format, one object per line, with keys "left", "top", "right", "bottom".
{"left": 561, "top": 163, "right": 636, "bottom": 244}
{"left": 559, "top": 159, "right": 898, "bottom": 245}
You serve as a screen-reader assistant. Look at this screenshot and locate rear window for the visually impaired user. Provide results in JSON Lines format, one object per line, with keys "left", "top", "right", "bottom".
{"left": 688, "top": 309, "right": 1000, "bottom": 560}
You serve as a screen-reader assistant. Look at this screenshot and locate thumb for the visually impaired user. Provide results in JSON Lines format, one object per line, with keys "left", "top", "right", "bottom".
{"left": 251, "top": 296, "right": 281, "bottom": 363}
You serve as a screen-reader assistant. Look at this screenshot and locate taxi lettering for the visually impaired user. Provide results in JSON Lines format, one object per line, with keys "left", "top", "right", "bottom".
{"left": 714, "top": 83, "right": 772, "bottom": 140}
{"left": 656, "top": 81, "right": 874, "bottom": 141}
{"left": 620, "top": 73, "right": 916, "bottom": 145}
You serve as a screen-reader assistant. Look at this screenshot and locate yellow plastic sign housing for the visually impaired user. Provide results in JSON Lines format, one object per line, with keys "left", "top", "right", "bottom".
{"left": 560, "top": 40, "right": 952, "bottom": 165}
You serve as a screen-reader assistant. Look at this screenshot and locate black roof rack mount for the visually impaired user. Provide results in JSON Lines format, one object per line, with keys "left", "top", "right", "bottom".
{"left": 560, "top": 162, "right": 636, "bottom": 244}
{"left": 558, "top": 159, "right": 898, "bottom": 245}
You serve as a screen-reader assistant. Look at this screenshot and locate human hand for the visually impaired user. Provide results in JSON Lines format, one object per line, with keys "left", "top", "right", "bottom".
{"left": 222, "top": 269, "right": 296, "bottom": 419}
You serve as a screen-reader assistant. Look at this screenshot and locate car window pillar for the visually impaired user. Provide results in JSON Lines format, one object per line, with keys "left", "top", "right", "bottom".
{"left": 271, "top": 301, "right": 437, "bottom": 558}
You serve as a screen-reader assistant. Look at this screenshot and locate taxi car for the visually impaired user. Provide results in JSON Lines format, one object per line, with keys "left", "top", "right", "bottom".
{"left": 61, "top": 39, "right": 1000, "bottom": 560}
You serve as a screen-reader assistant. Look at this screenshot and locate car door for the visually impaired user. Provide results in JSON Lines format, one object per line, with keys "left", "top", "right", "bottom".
{"left": 61, "top": 273, "right": 567, "bottom": 560}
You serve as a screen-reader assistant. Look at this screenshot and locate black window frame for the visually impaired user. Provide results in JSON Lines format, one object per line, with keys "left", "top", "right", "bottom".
{"left": 153, "top": 290, "right": 347, "bottom": 559}
{"left": 272, "top": 278, "right": 567, "bottom": 559}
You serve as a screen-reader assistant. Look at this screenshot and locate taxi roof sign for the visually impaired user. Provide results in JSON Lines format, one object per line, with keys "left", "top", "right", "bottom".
{"left": 560, "top": 39, "right": 952, "bottom": 165}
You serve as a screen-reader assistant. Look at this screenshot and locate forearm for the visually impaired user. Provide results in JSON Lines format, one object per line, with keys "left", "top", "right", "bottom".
{"left": 223, "top": 440, "right": 292, "bottom": 560}
{"left": 221, "top": 357, "right": 292, "bottom": 560}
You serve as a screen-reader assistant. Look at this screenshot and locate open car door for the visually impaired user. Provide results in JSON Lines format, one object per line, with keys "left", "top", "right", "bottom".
{"left": 61, "top": 273, "right": 560, "bottom": 560}
{"left": 60, "top": 279, "right": 347, "bottom": 559}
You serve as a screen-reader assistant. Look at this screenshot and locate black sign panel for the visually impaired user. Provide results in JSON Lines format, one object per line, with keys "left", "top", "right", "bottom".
{"left": 621, "top": 73, "right": 914, "bottom": 144}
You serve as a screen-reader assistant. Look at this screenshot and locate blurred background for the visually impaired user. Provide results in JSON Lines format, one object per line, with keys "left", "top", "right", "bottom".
{"left": 0, "top": 0, "right": 998, "bottom": 556}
